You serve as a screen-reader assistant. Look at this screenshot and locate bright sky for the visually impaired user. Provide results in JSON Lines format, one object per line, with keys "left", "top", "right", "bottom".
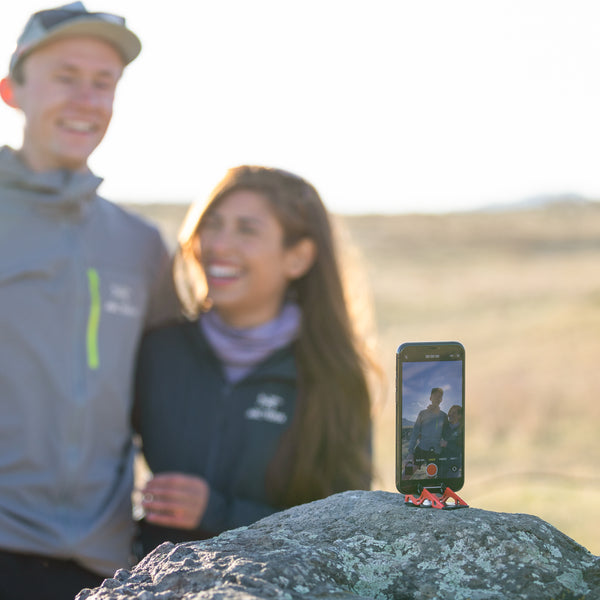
{"left": 401, "top": 361, "right": 463, "bottom": 422}
{"left": 2, "top": 1, "right": 600, "bottom": 214}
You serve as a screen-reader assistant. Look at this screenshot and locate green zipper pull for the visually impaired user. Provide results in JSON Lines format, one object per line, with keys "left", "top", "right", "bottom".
{"left": 86, "top": 268, "right": 101, "bottom": 370}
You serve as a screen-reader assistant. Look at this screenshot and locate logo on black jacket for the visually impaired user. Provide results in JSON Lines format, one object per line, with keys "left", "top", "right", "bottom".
{"left": 245, "top": 393, "right": 288, "bottom": 425}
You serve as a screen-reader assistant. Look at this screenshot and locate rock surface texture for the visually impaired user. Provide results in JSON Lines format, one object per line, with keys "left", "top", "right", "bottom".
{"left": 77, "top": 490, "right": 599, "bottom": 600}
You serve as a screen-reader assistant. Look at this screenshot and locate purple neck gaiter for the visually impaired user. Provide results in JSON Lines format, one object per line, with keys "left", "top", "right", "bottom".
{"left": 200, "top": 303, "right": 301, "bottom": 383}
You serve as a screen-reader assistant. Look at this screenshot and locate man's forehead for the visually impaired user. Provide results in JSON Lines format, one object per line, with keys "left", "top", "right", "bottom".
{"left": 24, "top": 36, "right": 125, "bottom": 72}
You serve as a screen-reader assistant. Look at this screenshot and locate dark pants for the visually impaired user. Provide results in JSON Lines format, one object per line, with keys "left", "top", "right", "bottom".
{"left": 0, "top": 550, "right": 105, "bottom": 600}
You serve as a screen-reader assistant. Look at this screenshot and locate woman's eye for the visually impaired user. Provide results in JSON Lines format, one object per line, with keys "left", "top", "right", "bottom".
{"left": 202, "top": 217, "right": 221, "bottom": 231}
{"left": 239, "top": 224, "right": 258, "bottom": 235}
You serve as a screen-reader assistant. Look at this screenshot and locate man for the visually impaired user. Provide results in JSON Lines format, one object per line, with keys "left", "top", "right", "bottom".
{"left": 0, "top": 4, "right": 179, "bottom": 598}
{"left": 406, "top": 387, "right": 448, "bottom": 465}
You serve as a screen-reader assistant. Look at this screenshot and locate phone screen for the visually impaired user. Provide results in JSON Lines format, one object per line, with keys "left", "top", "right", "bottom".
{"left": 396, "top": 342, "right": 465, "bottom": 495}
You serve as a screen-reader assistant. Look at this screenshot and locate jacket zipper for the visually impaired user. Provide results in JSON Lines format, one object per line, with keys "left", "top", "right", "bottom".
{"left": 86, "top": 268, "right": 101, "bottom": 370}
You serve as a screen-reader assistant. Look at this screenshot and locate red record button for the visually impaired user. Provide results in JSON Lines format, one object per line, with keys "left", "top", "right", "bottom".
{"left": 426, "top": 463, "right": 438, "bottom": 477}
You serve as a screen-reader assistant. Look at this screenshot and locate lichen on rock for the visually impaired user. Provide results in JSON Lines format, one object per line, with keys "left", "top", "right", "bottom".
{"left": 76, "top": 490, "right": 599, "bottom": 600}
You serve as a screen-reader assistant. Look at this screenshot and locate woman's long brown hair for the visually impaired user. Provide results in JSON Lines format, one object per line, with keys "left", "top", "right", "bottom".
{"left": 176, "top": 166, "right": 376, "bottom": 507}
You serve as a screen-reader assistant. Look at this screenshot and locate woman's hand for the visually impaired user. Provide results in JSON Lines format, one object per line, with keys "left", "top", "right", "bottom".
{"left": 141, "top": 472, "right": 210, "bottom": 530}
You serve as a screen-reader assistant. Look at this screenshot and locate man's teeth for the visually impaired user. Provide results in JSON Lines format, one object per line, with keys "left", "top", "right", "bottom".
{"left": 208, "top": 265, "right": 240, "bottom": 278}
{"left": 64, "top": 120, "right": 94, "bottom": 132}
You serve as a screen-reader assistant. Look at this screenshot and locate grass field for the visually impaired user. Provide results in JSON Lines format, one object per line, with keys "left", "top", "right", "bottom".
{"left": 126, "top": 200, "right": 600, "bottom": 555}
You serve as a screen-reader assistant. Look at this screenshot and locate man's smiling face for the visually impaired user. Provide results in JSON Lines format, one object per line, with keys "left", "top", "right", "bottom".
{"left": 11, "top": 36, "right": 123, "bottom": 172}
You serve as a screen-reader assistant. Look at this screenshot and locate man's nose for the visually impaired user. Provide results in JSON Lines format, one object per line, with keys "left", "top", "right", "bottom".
{"left": 71, "top": 83, "right": 101, "bottom": 106}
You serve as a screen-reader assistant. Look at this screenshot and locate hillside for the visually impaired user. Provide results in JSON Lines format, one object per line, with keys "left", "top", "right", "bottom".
{"left": 125, "top": 201, "right": 600, "bottom": 554}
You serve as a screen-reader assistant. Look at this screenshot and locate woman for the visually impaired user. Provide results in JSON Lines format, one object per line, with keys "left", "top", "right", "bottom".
{"left": 134, "top": 165, "right": 376, "bottom": 556}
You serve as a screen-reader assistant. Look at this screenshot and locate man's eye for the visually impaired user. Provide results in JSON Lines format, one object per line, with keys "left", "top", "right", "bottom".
{"left": 55, "top": 74, "right": 75, "bottom": 84}
{"left": 94, "top": 80, "right": 116, "bottom": 92}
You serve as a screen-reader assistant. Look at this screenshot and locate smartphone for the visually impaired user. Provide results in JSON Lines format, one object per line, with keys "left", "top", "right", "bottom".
{"left": 395, "top": 341, "right": 465, "bottom": 495}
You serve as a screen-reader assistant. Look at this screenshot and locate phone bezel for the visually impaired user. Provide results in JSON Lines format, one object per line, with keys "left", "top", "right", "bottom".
{"left": 395, "top": 341, "right": 465, "bottom": 495}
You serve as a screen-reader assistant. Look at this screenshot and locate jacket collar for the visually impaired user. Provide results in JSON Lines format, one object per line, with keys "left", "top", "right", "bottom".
{"left": 0, "top": 145, "right": 102, "bottom": 213}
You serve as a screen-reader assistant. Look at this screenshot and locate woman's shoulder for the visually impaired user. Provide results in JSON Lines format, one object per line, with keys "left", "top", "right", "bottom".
{"left": 143, "top": 318, "right": 196, "bottom": 342}
{"left": 140, "top": 318, "right": 212, "bottom": 359}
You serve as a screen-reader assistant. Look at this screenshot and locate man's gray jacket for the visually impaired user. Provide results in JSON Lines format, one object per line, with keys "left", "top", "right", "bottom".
{"left": 0, "top": 146, "right": 178, "bottom": 576}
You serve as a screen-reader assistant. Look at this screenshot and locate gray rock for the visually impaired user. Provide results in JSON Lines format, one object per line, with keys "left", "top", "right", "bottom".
{"left": 76, "top": 490, "right": 600, "bottom": 600}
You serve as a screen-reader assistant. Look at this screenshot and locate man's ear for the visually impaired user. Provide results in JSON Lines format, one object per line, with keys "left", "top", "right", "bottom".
{"left": 286, "top": 238, "right": 317, "bottom": 280}
{"left": 0, "top": 77, "right": 19, "bottom": 108}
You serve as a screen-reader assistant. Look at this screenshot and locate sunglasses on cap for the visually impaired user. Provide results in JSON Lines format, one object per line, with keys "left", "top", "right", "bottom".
{"left": 33, "top": 7, "right": 126, "bottom": 29}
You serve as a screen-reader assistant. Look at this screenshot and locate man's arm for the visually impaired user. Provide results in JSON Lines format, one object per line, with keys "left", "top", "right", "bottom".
{"left": 145, "top": 239, "right": 182, "bottom": 329}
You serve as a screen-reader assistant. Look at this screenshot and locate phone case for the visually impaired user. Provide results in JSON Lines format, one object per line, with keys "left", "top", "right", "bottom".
{"left": 396, "top": 342, "right": 465, "bottom": 495}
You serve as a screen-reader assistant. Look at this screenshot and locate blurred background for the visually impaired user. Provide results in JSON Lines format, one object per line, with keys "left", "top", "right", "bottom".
{"left": 3, "top": 1, "right": 600, "bottom": 214}
{"left": 2, "top": 0, "right": 599, "bottom": 555}
{"left": 128, "top": 200, "right": 600, "bottom": 556}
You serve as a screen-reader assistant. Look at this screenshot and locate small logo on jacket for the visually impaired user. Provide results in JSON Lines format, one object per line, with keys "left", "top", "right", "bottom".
{"left": 104, "top": 283, "right": 141, "bottom": 318}
{"left": 245, "top": 393, "right": 288, "bottom": 425}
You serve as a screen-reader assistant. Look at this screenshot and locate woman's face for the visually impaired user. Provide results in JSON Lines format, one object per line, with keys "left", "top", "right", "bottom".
{"left": 448, "top": 406, "right": 461, "bottom": 424}
{"left": 195, "top": 189, "right": 302, "bottom": 328}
